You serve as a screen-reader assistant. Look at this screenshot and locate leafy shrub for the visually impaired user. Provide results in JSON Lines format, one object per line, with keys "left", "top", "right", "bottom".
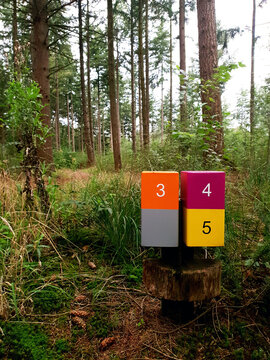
{"left": 53, "top": 149, "right": 87, "bottom": 170}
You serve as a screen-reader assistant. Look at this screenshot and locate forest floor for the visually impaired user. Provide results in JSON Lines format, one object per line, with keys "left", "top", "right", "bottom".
{"left": 0, "top": 168, "right": 270, "bottom": 360}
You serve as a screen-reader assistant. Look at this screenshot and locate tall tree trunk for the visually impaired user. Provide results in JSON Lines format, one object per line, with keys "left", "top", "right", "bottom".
{"left": 67, "top": 94, "right": 71, "bottom": 149}
{"left": 197, "top": 0, "right": 223, "bottom": 155}
{"left": 139, "top": 0, "right": 148, "bottom": 149}
{"left": 12, "top": 0, "right": 20, "bottom": 78}
{"left": 145, "top": 0, "right": 150, "bottom": 146}
{"left": 78, "top": 0, "right": 95, "bottom": 166}
{"left": 161, "top": 64, "right": 164, "bottom": 144}
{"left": 139, "top": 81, "right": 143, "bottom": 149}
{"left": 97, "top": 71, "right": 102, "bottom": 154}
{"left": 30, "top": 0, "right": 53, "bottom": 165}
{"left": 250, "top": 0, "right": 256, "bottom": 160}
{"left": 169, "top": 16, "right": 173, "bottom": 134}
{"left": 267, "top": 125, "right": 270, "bottom": 166}
{"left": 130, "top": 0, "right": 136, "bottom": 153}
{"left": 86, "top": 0, "right": 95, "bottom": 160}
{"left": 179, "top": 0, "right": 187, "bottom": 128}
{"left": 70, "top": 93, "right": 75, "bottom": 152}
{"left": 102, "top": 112, "right": 105, "bottom": 155}
{"left": 55, "top": 65, "right": 60, "bottom": 150}
{"left": 107, "top": 0, "right": 122, "bottom": 170}
{"left": 116, "top": 37, "right": 121, "bottom": 144}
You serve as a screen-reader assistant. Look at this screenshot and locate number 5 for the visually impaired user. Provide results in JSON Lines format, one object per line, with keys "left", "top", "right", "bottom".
{"left": 156, "top": 183, "right": 165, "bottom": 197}
{"left": 202, "top": 221, "right": 211, "bottom": 234}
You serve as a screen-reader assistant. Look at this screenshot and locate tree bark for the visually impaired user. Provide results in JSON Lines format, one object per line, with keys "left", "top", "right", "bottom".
{"left": 116, "top": 37, "right": 121, "bottom": 144}
{"left": 179, "top": 0, "right": 187, "bottom": 128}
{"left": 107, "top": 0, "right": 122, "bottom": 170}
{"left": 97, "top": 71, "right": 102, "bottom": 154}
{"left": 67, "top": 94, "right": 70, "bottom": 149}
{"left": 30, "top": 0, "right": 53, "bottom": 165}
{"left": 161, "top": 64, "right": 164, "bottom": 144}
{"left": 197, "top": 0, "right": 223, "bottom": 155}
{"left": 55, "top": 64, "right": 60, "bottom": 150}
{"left": 12, "top": 0, "right": 20, "bottom": 78}
{"left": 78, "top": 0, "right": 95, "bottom": 166}
{"left": 139, "top": 0, "right": 148, "bottom": 149}
{"left": 102, "top": 112, "right": 105, "bottom": 155}
{"left": 250, "top": 0, "right": 256, "bottom": 160}
{"left": 169, "top": 16, "right": 173, "bottom": 134}
{"left": 145, "top": 0, "right": 150, "bottom": 145}
{"left": 86, "top": 0, "right": 95, "bottom": 160}
{"left": 131, "top": 0, "right": 136, "bottom": 153}
{"left": 139, "top": 80, "right": 143, "bottom": 149}
{"left": 70, "top": 93, "right": 75, "bottom": 152}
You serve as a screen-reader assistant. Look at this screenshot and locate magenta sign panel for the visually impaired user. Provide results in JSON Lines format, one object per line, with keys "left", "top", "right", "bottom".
{"left": 181, "top": 171, "right": 225, "bottom": 209}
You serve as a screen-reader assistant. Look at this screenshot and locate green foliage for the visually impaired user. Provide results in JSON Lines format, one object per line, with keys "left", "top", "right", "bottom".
{"left": 0, "top": 322, "right": 58, "bottom": 360}
{"left": 4, "top": 79, "right": 50, "bottom": 146}
{"left": 89, "top": 182, "right": 141, "bottom": 263}
{"left": 121, "top": 264, "right": 142, "bottom": 286}
{"left": 53, "top": 149, "right": 87, "bottom": 170}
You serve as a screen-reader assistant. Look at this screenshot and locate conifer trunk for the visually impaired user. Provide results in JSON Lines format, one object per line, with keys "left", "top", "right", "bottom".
{"left": 30, "top": 0, "right": 53, "bottom": 165}
{"left": 131, "top": 0, "right": 136, "bottom": 153}
{"left": 116, "top": 38, "right": 121, "bottom": 144}
{"left": 97, "top": 71, "right": 102, "bottom": 154}
{"left": 169, "top": 16, "right": 173, "bottom": 134}
{"left": 78, "top": 0, "right": 95, "bottom": 166}
{"left": 55, "top": 66, "right": 60, "bottom": 150}
{"left": 139, "top": 81, "right": 143, "bottom": 149}
{"left": 107, "top": 0, "right": 122, "bottom": 170}
{"left": 179, "top": 0, "right": 187, "bottom": 127}
{"left": 145, "top": 0, "right": 150, "bottom": 145}
{"left": 139, "top": 0, "right": 148, "bottom": 149}
{"left": 161, "top": 64, "right": 164, "bottom": 144}
{"left": 13, "top": 0, "right": 20, "bottom": 78}
{"left": 86, "top": 0, "right": 95, "bottom": 159}
{"left": 197, "top": 0, "right": 223, "bottom": 155}
{"left": 70, "top": 93, "right": 75, "bottom": 152}
{"left": 250, "top": 0, "right": 256, "bottom": 159}
{"left": 67, "top": 94, "right": 71, "bottom": 149}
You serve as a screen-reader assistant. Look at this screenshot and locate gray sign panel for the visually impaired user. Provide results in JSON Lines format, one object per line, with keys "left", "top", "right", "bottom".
{"left": 141, "top": 209, "right": 179, "bottom": 247}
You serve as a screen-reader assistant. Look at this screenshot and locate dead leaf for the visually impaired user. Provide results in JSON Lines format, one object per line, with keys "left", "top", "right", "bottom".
{"left": 88, "top": 261, "right": 96, "bottom": 270}
{"left": 99, "top": 337, "right": 116, "bottom": 351}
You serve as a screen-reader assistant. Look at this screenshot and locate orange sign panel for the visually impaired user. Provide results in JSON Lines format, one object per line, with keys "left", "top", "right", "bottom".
{"left": 141, "top": 171, "right": 179, "bottom": 210}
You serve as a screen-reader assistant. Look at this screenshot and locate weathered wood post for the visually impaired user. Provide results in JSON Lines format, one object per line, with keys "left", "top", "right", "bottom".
{"left": 141, "top": 171, "right": 225, "bottom": 323}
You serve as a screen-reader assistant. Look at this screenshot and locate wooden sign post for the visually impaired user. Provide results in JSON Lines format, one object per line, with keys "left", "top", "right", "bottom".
{"left": 142, "top": 170, "right": 224, "bottom": 322}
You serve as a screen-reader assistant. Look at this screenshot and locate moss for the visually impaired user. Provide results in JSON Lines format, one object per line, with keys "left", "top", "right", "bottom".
{"left": 0, "top": 322, "right": 59, "bottom": 360}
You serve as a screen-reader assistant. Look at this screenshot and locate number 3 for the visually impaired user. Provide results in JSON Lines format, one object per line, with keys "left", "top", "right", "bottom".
{"left": 156, "top": 183, "right": 165, "bottom": 197}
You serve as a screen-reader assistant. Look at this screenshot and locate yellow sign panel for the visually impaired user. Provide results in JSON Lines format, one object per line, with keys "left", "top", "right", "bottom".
{"left": 183, "top": 208, "right": 225, "bottom": 247}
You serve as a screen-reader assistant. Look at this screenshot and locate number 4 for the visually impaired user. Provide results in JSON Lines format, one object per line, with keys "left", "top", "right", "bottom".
{"left": 202, "top": 183, "right": 211, "bottom": 197}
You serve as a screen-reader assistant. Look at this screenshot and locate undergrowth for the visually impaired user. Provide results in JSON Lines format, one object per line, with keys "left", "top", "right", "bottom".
{"left": 0, "top": 144, "right": 269, "bottom": 359}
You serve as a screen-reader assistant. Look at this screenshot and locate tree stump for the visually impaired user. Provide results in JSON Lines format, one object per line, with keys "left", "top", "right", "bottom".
{"left": 143, "top": 258, "right": 221, "bottom": 302}
{"left": 143, "top": 258, "right": 221, "bottom": 322}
